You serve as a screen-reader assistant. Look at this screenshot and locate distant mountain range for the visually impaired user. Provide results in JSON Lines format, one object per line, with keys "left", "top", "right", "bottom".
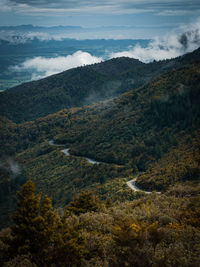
{"left": 0, "top": 25, "right": 83, "bottom": 31}
{"left": 0, "top": 24, "right": 148, "bottom": 32}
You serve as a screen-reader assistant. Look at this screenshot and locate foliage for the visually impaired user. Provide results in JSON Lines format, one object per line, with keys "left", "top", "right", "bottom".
{"left": 136, "top": 131, "right": 200, "bottom": 191}
{"left": 4, "top": 180, "right": 86, "bottom": 266}
{"left": 67, "top": 191, "right": 100, "bottom": 215}
{"left": 0, "top": 181, "right": 200, "bottom": 266}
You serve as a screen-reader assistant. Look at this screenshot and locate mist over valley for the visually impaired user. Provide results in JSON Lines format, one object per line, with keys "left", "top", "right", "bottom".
{"left": 1, "top": 19, "right": 200, "bottom": 90}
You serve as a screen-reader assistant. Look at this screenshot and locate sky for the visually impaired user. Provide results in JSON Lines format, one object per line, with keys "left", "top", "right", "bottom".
{"left": 0, "top": 0, "right": 200, "bottom": 38}
{"left": 0, "top": 1, "right": 200, "bottom": 83}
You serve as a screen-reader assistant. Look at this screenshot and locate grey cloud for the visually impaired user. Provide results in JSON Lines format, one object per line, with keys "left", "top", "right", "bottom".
{"left": 157, "top": 10, "right": 199, "bottom": 16}
{"left": 122, "top": 0, "right": 200, "bottom": 12}
{"left": 9, "top": 0, "right": 116, "bottom": 8}
{"left": 7, "top": 0, "right": 200, "bottom": 13}
{"left": 179, "top": 28, "right": 200, "bottom": 50}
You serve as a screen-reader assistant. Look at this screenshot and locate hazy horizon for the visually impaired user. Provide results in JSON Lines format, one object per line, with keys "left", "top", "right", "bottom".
{"left": 1, "top": 0, "right": 200, "bottom": 39}
{"left": 0, "top": 0, "right": 200, "bottom": 90}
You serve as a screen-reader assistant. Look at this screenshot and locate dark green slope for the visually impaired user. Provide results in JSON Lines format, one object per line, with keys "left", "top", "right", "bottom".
{"left": 51, "top": 63, "right": 200, "bottom": 167}
{"left": 0, "top": 60, "right": 200, "bottom": 229}
{"left": 0, "top": 57, "right": 144, "bottom": 122}
{"left": 1, "top": 62, "right": 199, "bottom": 171}
{"left": 1, "top": 61, "right": 200, "bottom": 162}
{"left": 1, "top": 48, "right": 200, "bottom": 123}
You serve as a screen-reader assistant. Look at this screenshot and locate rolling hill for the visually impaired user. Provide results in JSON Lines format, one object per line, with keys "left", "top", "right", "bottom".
{"left": 0, "top": 52, "right": 199, "bottom": 227}
{"left": 1, "top": 48, "right": 200, "bottom": 123}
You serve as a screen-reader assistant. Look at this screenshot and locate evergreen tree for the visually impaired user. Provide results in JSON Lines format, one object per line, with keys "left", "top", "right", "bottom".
{"left": 32, "top": 195, "right": 61, "bottom": 266}
{"left": 11, "top": 179, "right": 40, "bottom": 256}
{"left": 9, "top": 180, "right": 86, "bottom": 266}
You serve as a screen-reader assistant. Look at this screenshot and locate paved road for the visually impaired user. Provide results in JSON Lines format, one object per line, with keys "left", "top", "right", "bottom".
{"left": 127, "top": 177, "right": 151, "bottom": 194}
{"left": 50, "top": 139, "right": 161, "bottom": 193}
{"left": 49, "top": 140, "right": 65, "bottom": 147}
{"left": 49, "top": 140, "right": 100, "bottom": 164}
{"left": 127, "top": 176, "right": 161, "bottom": 194}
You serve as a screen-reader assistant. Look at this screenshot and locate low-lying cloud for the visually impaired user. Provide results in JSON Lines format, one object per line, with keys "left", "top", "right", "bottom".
{"left": 11, "top": 20, "right": 200, "bottom": 80}
{"left": 110, "top": 20, "right": 200, "bottom": 62}
{"left": 0, "top": 30, "right": 80, "bottom": 44}
{"left": 13, "top": 51, "right": 102, "bottom": 80}
{"left": 0, "top": 27, "right": 148, "bottom": 43}
{"left": 0, "top": 158, "right": 21, "bottom": 177}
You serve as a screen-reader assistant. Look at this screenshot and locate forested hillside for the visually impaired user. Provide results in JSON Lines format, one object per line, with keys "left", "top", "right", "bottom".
{"left": 0, "top": 180, "right": 199, "bottom": 266}
{"left": 1, "top": 48, "right": 200, "bottom": 122}
{"left": 0, "top": 53, "right": 199, "bottom": 228}
{"left": 0, "top": 48, "right": 200, "bottom": 266}
{"left": 0, "top": 57, "right": 144, "bottom": 122}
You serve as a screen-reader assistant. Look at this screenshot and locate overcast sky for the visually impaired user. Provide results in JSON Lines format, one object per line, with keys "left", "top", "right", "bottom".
{"left": 0, "top": 0, "right": 200, "bottom": 38}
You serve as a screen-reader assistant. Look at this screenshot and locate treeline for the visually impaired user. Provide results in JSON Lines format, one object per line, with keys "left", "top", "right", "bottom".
{"left": 0, "top": 180, "right": 199, "bottom": 266}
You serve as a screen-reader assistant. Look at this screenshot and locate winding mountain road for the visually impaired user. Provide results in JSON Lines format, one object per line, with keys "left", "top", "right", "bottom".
{"left": 127, "top": 177, "right": 151, "bottom": 194}
{"left": 126, "top": 176, "right": 161, "bottom": 194}
{"left": 49, "top": 140, "right": 161, "bottom": 194}
{"left": 49, "top": 140, "right": 100, "bottom": 164}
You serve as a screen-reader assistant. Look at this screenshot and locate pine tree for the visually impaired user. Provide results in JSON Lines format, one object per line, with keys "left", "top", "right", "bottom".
{"left": 10, "top": 180, "right": 61, "bottom": 266}
{"left": 9, "top": 180, "right": 87, "bottom": 266}
{"left": 11, "top": 179, "right": 40, "bottom": 256}
{"left": 34, "top": 195, "right": 61, "bottom": 265}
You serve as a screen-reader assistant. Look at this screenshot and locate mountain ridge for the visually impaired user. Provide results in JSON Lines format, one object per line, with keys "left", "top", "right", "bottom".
{"left": 1, "top": 47, "right": 200, "bottom": 123}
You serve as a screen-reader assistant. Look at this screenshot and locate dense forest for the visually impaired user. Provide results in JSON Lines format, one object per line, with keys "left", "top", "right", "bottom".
{"left": 0, "top": 48, "right": 200, "bottom": 265}
{"left": 0, "top": 179, "right": 199, "bottom": 266}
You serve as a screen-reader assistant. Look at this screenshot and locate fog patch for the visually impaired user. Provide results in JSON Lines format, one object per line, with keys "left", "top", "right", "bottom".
{"left": 110, "top": 19, "right": 200, "bottom": 63}
{"left": 8, "top": 159, "right": 20, "bottom": 176}
{"left": 12, "top": 51, "right": 103, "bottom": 80}
{"left": 0, "top": 158, "right": 21, "bottom": 177}
{"left": 177, "top": 83, "right": 186, "bottom": 96}
{"left": 83, "top": 80, "right": 122, "bottom": 105}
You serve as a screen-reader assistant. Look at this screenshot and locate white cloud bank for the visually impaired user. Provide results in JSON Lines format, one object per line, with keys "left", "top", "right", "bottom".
{"left": 110, "top": 20, "right": 200, "bottom": 62}
{"left": 12, "top": 20, "right": 200, "bottom": 80}
{"left": 13, "top": 51, "right": 102, "bottom": 80}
